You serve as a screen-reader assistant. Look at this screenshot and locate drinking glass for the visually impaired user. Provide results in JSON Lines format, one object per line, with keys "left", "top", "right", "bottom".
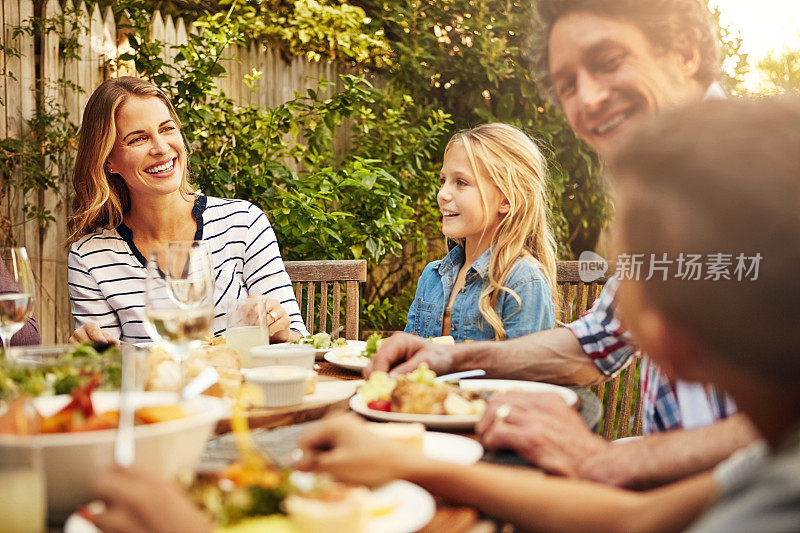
{"left": 224, "top": 297, "right": 271, "bottom": 368}
{"left": 143, "top": 242, "right": 214, "bottom": 384}
{"left": 0, "top": 438, "right": 46, "bottom": 533}
{"left": 0, "top": 247, "right": 36, "bottom": 352}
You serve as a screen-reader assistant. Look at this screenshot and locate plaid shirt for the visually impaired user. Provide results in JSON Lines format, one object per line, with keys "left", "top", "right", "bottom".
{"left": 565, "top": 278, "right": 737, "bottom": 434}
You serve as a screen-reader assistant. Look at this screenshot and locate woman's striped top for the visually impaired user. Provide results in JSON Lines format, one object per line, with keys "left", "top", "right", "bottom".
{"left": 68, "top": 195, "right": 307, "bottom": 343}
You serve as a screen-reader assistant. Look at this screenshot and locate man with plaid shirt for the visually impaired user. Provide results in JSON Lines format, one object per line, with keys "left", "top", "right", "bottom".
{"left": 566, "top": 277, "right": 736, "bottom": 434}
{"left": 368, "top": 0, "right": 760, "bottom": 489}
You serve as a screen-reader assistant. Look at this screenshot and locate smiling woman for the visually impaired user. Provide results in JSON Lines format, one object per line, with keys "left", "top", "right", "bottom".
{"left": 66, "top": 77, "right": 307, "bottom": 345}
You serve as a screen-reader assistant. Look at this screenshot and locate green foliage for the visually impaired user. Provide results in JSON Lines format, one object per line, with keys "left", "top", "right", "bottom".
{"left": 229, "top": 0, "right": 392, "bottom": 65}
{"left": 353, "top": 0, "right": 606, "bottom": 255}
{"left": 116, "top": 0, "right": 451, "bottom": 329}
{"left": 0, "top": 0, "right": 753, "bottom": 332}
{"left": 707, "top": 3, "right": 749, "bottom": 94}
{"left": 758, "top": 45, "right": 800, "bottom": 94}
{"left": 0, "top": 7, "right": 84, "bottom": 231}
{"left": 0, "top": 99, "right": 78, "bottom": 225}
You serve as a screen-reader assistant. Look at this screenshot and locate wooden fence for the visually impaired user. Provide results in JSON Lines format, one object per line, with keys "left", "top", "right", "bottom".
{"left": 0, "top": 0, "right": 350, "bottom": 344}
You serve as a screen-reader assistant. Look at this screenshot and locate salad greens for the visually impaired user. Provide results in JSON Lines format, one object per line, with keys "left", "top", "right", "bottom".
{"left": 361, "top": 333, "right": 384, "bottom": 359}
{"left": 293, "top": 332, "right": 347, "bottom": 350}
{"left": 0, "top": 343, "right": 121, "bottom": 400}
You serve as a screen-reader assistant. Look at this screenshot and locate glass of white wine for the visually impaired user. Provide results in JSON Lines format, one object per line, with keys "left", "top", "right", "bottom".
{"left": 144, "top": 241, "right": 214, "bottom": 386}
{"left": 0, "top": 247, "right": 36, "bottom": 353}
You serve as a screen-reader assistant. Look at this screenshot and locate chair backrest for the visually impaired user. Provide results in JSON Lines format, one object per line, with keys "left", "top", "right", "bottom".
{"left": 284, "top": 260, "right": 367, "bottom": 341}
{"left": 556, "top": 260, "right": 642, "bottom": 439}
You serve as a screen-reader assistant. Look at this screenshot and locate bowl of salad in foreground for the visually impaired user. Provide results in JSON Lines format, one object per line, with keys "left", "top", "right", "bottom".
{"left": 0, "top": 345, "right": 227, "bottom": 519}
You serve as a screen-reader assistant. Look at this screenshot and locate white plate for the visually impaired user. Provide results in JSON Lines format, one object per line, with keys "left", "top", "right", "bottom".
{"left": 350, "top": 379, "right": 578, "bottom": 429}
{"left": 367, "top": 480, "right": 436, "bottom": 533}
{"left": 458, "top": 379, "right": 579, "bottom": 406}
{"left": 349, "top": 395, "right": 480, "bottom": 429}
{"left": 424, "top": 432, "right": 483, "bottom": 465}
{"left": 324, "top": 342, "right": 370, "bottom": 372}
{"left": 64, "top": 479, "right": 435, "bottom": 533}
{"left": 273, "top": 339, "right": 365, "bottom": 360}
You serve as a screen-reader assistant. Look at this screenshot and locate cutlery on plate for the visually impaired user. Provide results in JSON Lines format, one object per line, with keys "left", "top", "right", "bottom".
{"left": 434, "top": 369, "right": 486, "bottom": 383}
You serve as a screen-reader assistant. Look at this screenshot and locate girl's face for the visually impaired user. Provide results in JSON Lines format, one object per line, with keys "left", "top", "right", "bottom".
{"left": 106, "top": 96, "right": 186, "bottom": 201}
{"left": 437, "top": 142, "right": 508, "bottom": 249}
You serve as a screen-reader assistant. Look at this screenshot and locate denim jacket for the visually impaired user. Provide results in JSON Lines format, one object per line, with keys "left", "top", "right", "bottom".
{"left": 404, "top": 245, "right": 555, "bottom": 341}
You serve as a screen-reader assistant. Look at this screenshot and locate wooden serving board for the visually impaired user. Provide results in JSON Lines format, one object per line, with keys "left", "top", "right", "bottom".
{"left": 214, "top": 377, "right": 363, "bottom": 434}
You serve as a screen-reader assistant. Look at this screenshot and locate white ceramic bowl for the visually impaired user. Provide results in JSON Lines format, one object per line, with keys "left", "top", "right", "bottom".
{"left": 250, "top": 344, "right": 315, "bottom": 369}
{"left": 0, "top": 391, "right": 227, "bottom": 520}
{"left": 243, "top": 365, "right": 313, "bottom": 407}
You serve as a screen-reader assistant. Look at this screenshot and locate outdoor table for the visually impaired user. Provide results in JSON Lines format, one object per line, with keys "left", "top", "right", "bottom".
{"left": 199, "top": 361, "right": 603, "bottom": 532}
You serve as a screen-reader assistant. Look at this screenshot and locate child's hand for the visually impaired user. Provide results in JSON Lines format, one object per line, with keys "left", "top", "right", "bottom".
{"left": 296, "top": 414, "right": 426, "bottom": 486}
{"left": 90, "top": 467, "right": 213, "bottom": 533}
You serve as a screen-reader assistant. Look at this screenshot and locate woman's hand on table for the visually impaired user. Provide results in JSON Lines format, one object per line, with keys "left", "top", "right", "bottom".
{"left": 69, "top": 323, "right": 119, "bottom": 345}
{"left": 89, "top": 466, "right": 212, "bottom": 533}
{"left": 295, "top": 414, "right": 427, "bottom": 486}
{"left": 240, "top": 296, "right": 298, "bottom": 343}
{"left": 476, "top": 391, "right": 608, "bottom": 477}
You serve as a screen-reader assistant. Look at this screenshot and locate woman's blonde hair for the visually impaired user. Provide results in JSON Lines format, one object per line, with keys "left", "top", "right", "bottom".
{"left": 67, "top": 77, "right": 193, "bottom": 245}
{"left": 446, "top": 123, "right": 559, "bottom": 340}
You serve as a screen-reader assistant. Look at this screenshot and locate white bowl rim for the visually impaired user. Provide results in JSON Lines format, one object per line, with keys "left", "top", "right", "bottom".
{"left": 250, "top": 344, "right": 316, "bottom": 356}
{"left": 0, "top": 390, "right": 228, "bottom": 447}
{"left": 244, "top": 365, "right": 313, "bottom": 383}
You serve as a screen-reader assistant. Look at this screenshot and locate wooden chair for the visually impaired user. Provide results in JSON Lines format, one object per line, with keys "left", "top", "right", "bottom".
{"left": 557, "top": 260, "right": 643, "bottom": 440}
{"left": 284, "top": 260, "right": 367, "bottom": 341}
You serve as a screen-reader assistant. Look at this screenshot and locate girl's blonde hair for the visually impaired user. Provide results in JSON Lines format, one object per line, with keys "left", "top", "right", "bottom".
{"left": 446, "top": 123, "right": 559, "bottom": 340}
{"left": 67, "top": 77, "right": 193, "bottom": 245}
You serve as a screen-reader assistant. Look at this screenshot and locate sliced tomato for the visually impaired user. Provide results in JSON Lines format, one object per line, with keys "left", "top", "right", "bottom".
{"left": 57, "top": 373, "right": 102, "bottom": 419}
{"left": 367, "top": 399, "right": 391, "bottom": 412}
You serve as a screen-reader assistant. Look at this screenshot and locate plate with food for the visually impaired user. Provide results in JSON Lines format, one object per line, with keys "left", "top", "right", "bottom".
{"left": 65, "top": 478, "right": 435, "bottom": 533}
{"left": 290, "top": 332, "right": 362, "bottom": 360}
{"left": 323, "top": 333, "right": 384, "bottom": 371}
{"left": 350, "top": 364, "right": 578, "bottom": 429}
{"left": 349, "top": 364, "right": 489, "bottom": 429}
{"left": 64, "top": 388, "right": 434, "bottom": 533}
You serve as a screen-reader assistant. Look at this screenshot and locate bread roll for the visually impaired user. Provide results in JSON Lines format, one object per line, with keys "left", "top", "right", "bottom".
{"left": 364, "top": 422, "right": 425, "bottom": 451}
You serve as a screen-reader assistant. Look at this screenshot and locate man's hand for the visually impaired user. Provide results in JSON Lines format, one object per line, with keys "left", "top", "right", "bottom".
{"left": 364, "top": 332, "right": 460, "bottom": 377}
{"left": 69, "top": 323, "right": 118, "bottom": 345}
{"left": 296, "top": 414, "right": 425, "bottom": 485}
{"left": 90, "top": 467, "right": 213, "bottom": 533}
{"left": 476, "top": 391, "right": 609, "bottom": 476}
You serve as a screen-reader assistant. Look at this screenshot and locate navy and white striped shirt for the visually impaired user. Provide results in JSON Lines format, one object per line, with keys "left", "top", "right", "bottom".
{"left": 68, "top": 195, "right": 307, "bottom": 343}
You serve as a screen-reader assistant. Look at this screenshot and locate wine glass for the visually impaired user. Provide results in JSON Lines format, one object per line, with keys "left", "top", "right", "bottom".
{"left": 0, "top": 247, "right": 36, "bottom": 353}
{"left": 143, "top": 241, "right": 214, "bottom": 386}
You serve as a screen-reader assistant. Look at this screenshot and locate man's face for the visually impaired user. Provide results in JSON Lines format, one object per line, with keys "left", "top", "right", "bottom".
{"left": 548, "top": 11, "right": 703, "bottom": 158}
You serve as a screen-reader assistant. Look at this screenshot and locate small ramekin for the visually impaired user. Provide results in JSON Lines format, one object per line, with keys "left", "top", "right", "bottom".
{"left": 243, "top": 365, "right": 313, "bottom": 407}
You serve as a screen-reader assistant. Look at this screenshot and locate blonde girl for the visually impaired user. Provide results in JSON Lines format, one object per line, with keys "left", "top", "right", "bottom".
{"left": 405, "top": 123, "right": 558, "bottom": 342}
